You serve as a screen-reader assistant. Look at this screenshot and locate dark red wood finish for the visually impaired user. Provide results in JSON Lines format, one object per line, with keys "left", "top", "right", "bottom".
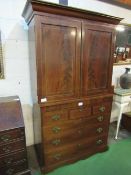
{"left": 22, "top": 0, "right": 121, "bottom": 173}
{"left": 0, "top": 96, "right": 31, "bottom": 175}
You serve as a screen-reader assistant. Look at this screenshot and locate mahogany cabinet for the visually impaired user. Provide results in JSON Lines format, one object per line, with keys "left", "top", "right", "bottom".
{"left": 0, "top": 96, "right": 30, "bottom": 175}
{"left": 22, "top": 0, "right": 121, "bottom": 173}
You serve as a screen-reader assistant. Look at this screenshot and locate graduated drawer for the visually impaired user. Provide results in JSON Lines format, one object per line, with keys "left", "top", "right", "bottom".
{"left": 92, "top": 102, "right": 112, "bottom": 115}
{"left": 42, "top": 109, "right": 68, "bottom": 125}
{"left": 0, "top": 150, "right": 27, "bottom": 167}
{"left": 43, "top": 113, "right": 110, "bottom": 140}
{"left": 0, "top": 127, "right": 25, "bottom": 145}
{"left": 69, "top": 106, "right": 91, "bottom": 119}
{"left": 0, "top": 161, "right": 28, "bottom": 175}
{"left": 44, "top": 135, "right": 107, "bottom": 165}
{"left": 0, "top": 139, "right": 25, "bottom": 156}
{"left": 44, "top": 122, "right": 109, "bottom": 151}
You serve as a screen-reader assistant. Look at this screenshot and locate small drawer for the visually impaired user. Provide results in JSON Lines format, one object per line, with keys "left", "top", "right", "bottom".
{"left": 69, "top": 107, "right": 91, "bottom": 119}
{"left": 0, "top": 128, "right": 25, "bottom": 145}
{"left": 93, "top": 102, "right": 111, "bottom": 115}
{"left": 0, "top": 139, "right": 25, "bottom": 156}
{"left": 42, "top": 110, "right": 68, "bottom": 125}
{"left": 0, "top": 161, "right": 28, "bottom": 175}
{"left": 0, "top": 150, "right": 27, "bottom": 167}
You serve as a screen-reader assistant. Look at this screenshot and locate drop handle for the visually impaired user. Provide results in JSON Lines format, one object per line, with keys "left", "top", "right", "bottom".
{"left": 97, "top": 116, "right": 104, "bottom": 122}
{"left": 52, "top": 115, "right": 60, "bottom": 121}
{"left": 53, "top": 153, "right": 61, "bottom": 160}
{"left": 96, "top": 139, "right": 103, "bottom": 145}
{"left": 96, "top": 127, "right": 103, "bottom": 133}
{"left": 4, "top": 158, "right": 13, "bottom": 165}
{"left": 99, "top": 106, "right": 105, "bottom": 112}
{"left": 0, "top": 135, "right": 11, "bottom": 142}
{"left": 3, "top": 146, "right": 11, "bottom": 153}
{"left": 52, "top": 139, "right": 61, "bottom": 145}
{"left": 52, "top": 127, "right": 61, "bottom": 133}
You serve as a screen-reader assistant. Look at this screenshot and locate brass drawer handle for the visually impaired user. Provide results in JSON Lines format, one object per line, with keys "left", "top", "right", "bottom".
{"left": 0, "top": 135, "right": 11, "bottom": 142}
{"left": 97, "top": 116, "right": 104, "bottom": 122}
{"left": 96, "top": 127, "right": 103, "bottom": 133}
{"left": 2, "top": 146, "right": 11, "bottom": 153}
{"left": 96, "top": 139, "right": 103, "bottom": 145}
{"left": 52, "top": 115, "right": 60, "bottom": 121}
{"left": 52, "top": 139, "right": 61, "bottom": 145}
{"left": 99, "top": 106, "right": 105, "bottom": 112}
{"left": 4, "top": 158, "right": 13, "bottom": 165}
{"left": 6, "top": 168, "right": 14, "bottom": 175}
{"left": 52, "top": 127, "right": 61, "bottom": 133}
{"left": 53, "top": 153, "right": 61, "bottom": 160}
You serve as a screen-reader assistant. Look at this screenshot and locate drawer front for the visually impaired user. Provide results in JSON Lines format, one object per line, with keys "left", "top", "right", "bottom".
{"left": 42, "top": 110, "right": 68, "bottom": 125}
{"left": 43, "top": 113, "right": 110, "bottom": 140}
{"left": 93, "top": 102, "right": 112, "bottom": 115}
{"left": 0, "top": 128, "right": 25, "bottom": 145}
{"left": 0, "top": 150, "right": 27, "bottom": 167}
{"left": 44, "top": 135, "right": 107, "bottom": 165}
{"left": 0, "top": 139, "right": 25, "bottom": 156}
{"left": 44, "top": 122, "right": 109, "bottom": 151}
{"left": 0, "top": 162, "right": 28, "bottom": 175}
{"left": 69, "top": 106, "right": 91, "bottom": 119}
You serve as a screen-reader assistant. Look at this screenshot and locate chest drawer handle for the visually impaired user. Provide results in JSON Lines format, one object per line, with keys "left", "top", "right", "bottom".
{"left": 52, "top": 127, "right": 61, "bottom": 133}
{"left": 3, "top": 146, "right": 11, "bottom": 153}
{"left": 99, "top": 106, "right": 105, "bottom": 112}
{"left": 52, "top": 115, "right": 60, "bottom": 121}
{"left": 6, "top": 168, "right": 14, "bottom": 175}
{"left": 4, "top": 158, "right": 13, "bottom": 165}
{"left": 53, "top": 153, "right": 61, "bottom": 160}
{"left": 96, "top": 139, "right": 103, "bottom": 145}
{"left": 0, "top": 135, "right": 11, "bottom": 142}
{"left": 52, "top": 139, "right": 61, "bottom": 145}
{"left": 97, "top": 116, "right": 104, "bottom": 122}
{"left": 97, "top": 127, "right": 103, "bottom": 133}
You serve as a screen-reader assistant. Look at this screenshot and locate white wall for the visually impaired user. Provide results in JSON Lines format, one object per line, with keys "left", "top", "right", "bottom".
{"left": 0, "top": 0, "right": 131, "bottom": 145}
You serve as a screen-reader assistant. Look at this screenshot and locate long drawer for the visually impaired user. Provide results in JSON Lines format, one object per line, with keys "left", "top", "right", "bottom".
{"left": 44, "top": 135, "right": 107, "bottom": 165}
{"left": 0, "top": 128, "right": 25, "bottom": 145}
{"left": 0, "top": 161, "right": 28, "bottom": 175}
{"left": 0, "top": 150, "right": 27, "bottom": 168}
{"left": 43, "top": 122, "right": 109, "bottom": 151}
{"left": 43, "top": 114, "right": 110, "bottom": 140}
{"left": 0, "top": 139, "right": 25, "bottom": 156}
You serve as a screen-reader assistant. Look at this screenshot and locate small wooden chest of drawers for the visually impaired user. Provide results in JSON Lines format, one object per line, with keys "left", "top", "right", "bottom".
{"left": 0, "top": 96, "right": 31, "bottom": 175}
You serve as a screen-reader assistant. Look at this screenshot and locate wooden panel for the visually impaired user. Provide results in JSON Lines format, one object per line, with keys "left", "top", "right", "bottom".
{"left": 43, "top": 114, "right": 110, "bottom": 140}
{"left": 44, "top": 135, "right": 107, "bottom": 165}
{"left": 0, "top": 96, "right": 24, "bottom": 132}
{"left": 0, "top": 150, "right": 27, "bottom": 167}
{"left": 69, "top": 107, "right": 91, "bottom": 119}
{"left": 44, "top": 123, "right": 109, "bottom": 151}
{"left": 0, "top": 128, "right": 25, "bottom": 145}
{"left": 0, "top": 162, "right": 28, "bottom": 175}
{"left": 0, "top": 139, "right": 25, "bottom": 156}
{"left": 39, "top": 15, "right": 81, "bottom": 101}
{"left": 42, "top": 109, "right": 68, "bottom": 125}
{"left": 82, "top": 22, "right": 113, "bottom": 96}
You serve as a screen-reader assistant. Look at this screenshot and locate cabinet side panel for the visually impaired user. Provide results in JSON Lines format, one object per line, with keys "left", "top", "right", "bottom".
{"left": 28, "top": 18, "right": 38, "bottom": 103}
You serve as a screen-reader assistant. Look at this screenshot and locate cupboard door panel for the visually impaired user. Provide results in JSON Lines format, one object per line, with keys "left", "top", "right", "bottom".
{"left": 82, "top": 22, "right": 114, "bottom": 96}
{"left": 39, "top": 16, "right": 81, "bottom": 101}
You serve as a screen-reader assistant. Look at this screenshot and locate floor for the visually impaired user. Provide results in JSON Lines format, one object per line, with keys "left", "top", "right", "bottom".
{"left": 27, "top": 122, "right": 131, "bottom": 175}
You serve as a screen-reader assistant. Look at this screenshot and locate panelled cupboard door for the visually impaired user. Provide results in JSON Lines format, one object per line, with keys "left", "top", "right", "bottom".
{"left": 81, "top": 22, "right": 114, "bottom": 96}
{"left": 38, "top": 16, "right": 81, "bottom": 102}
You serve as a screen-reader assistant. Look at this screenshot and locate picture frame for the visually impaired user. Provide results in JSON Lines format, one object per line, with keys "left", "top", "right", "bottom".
{"left": 0, "top": 30, "right": 4, "bottom": 79}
